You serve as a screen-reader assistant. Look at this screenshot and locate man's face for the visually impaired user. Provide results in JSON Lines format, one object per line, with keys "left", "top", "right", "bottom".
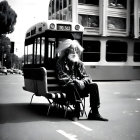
{"left": 67, "top": 45, "right": 80, "bottom": 62}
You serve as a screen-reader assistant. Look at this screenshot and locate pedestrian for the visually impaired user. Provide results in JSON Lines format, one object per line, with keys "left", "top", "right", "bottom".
{"left": 56, "top": 39, "right": 108, "bottom": 121}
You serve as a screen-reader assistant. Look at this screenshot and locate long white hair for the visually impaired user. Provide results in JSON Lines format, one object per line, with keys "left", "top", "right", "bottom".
{"left": 57, "top": 39, "right": 84, "bottom": 57}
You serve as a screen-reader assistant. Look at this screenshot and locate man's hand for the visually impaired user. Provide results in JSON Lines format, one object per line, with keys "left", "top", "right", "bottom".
{"left": 73, "top": 79, "right": 85, "bottom": 90}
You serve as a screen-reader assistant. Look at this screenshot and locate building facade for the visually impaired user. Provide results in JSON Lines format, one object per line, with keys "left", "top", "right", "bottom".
{"left": 48, "top": 0, "right": 140, "bottom": 80}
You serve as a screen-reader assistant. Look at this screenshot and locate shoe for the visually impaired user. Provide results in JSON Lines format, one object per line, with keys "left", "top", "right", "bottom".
{"left": 71, "top": 116, "right": 79, "bottom": 121}
{"left": 88, "top": 113, "right": 108, "bottom": 121}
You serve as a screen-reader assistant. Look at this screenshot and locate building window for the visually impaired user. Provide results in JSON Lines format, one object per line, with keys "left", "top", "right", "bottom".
{"left": 108, "top": 0, "right": 127, "bottom": 9}
{"left": 49, "top": 0, "right": 72, "bottom": 21}
{"left": 78, "top": 0, "right": 99, "bottom": 5}
{"left": 83, "top": 41, "right": 100, "bottom": 62}
{"left": 78, "top": 14, "right": 99, "bottom": 28}
{"left": 49, "top": 3, "right": 52, "bottom": 19}
{"left": 56, "top": 0, "right": 60, "bottom": 12}
{"left": 63, "top": 0, "right": 67, "bottom": 8}
{"left": 52, "top": 0, "right": 54, "bottom": 14}
{"left": 134, "top": 42, "right": 140, "bottom": 62}
{"left": 68, "top": 6, "right": 72, "bottom": 21}
{"left": 106, "top": 41, "right": 127, "bottom": 62}
{"left": 60, "top": 0, "right": 63, "bottom": 10}
{"left": 108, "top": 17, "right": 126, "bottom": 30}
{"left": 69, "top": 0, "right": 72, "bottom": 5}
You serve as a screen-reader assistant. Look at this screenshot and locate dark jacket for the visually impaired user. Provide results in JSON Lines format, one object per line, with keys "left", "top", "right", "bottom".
{"left": 56, "top": 57, "right": 92, "bottom": 86}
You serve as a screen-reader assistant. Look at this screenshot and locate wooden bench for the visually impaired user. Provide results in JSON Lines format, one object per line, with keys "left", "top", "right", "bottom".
{"left": 23, "top": 67, "right": 87, "bottom": 118}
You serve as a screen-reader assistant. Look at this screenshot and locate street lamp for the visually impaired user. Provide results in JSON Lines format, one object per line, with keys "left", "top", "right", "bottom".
{"left": 1, "top": 46, "right": 4, "bottom": 67}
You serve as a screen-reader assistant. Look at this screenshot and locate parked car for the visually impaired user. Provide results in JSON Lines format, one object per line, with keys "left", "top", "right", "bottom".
{"left": 7, "top": 69, "right": 14, "bottom": 74}
{"left": 13, "top": 69, "right": 23, "bottom": 74}
{"left": 0, "top": 67, "right": 8, "bottom": 75}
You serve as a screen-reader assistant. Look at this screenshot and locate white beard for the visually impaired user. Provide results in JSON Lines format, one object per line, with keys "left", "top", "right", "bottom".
{"left": 68, "top": 54, "right": 80, "bottom": 62}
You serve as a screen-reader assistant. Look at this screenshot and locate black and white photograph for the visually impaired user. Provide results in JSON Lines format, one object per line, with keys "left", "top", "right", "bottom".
{"left": 0, "top": 0, "right": 140, "bottom": 139}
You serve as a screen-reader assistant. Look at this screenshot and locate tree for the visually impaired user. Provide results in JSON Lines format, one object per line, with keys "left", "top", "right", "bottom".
{"left": 0, "top": 1, "right": 17, "bottom": 67}
{"left": 0, "top": 0, "right": 17, "bottom": 35}
{"left": 0, "top": 35, "right": 10, "bottom": 65}
{"left": 0, "top": 35, "right": 10, "bottom": 46}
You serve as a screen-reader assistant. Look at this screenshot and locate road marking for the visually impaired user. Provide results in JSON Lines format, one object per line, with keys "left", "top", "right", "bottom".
{"left": 136, "top": 98, "right": 140, "bottom": 101}
{"left": 72, "top": 122, "right": 92, "bottom": 131}
{"left": 56, "top": 130, "right": 78, "bottom": 140}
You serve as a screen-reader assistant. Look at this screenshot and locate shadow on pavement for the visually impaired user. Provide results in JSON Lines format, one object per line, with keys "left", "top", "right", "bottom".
{"left": 0, "top": 103, "right": 71, "bottom": 124}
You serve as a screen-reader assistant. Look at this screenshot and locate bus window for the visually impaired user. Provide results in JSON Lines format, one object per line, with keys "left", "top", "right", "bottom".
{"left": 134, "top": 42, "right": 140, "bottom": 62}
{"left": 78, "top": 0, "right": 99, "bottom": 5}
{"left": 32, "top": 37, "right": 45, "bottom": 64}
{"left": 24, "top": 45, "right": 28, "bottom": 64}
{"left": 34, "top": 39, "right": 37, "bottom": 64}
{"left": 25, "top": 44, "right": 33, "bottom": 64}
{"left": 41, "top": 37, "right": 45, "bottom": 63}
{"left": 83, "top": 41, "right": 100, "bottom": 62}
{"left": 28, "top": 45, "right": 33, "bottom": 64}
{"left": 36, "top": 38, "right": 41, "bottom": 64}
{"left": 106, "top": 41, "right": 127, "bottom": 62}
{"left": 48, "top": 38, "right": 56, "bottom": 59}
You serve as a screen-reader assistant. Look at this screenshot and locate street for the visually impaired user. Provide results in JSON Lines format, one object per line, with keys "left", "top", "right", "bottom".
{"left": 0, "top": 74, "right": 140, "bottom": 140}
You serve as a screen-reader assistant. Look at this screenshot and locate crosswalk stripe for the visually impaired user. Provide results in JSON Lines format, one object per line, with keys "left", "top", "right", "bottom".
{"left": 56, "top": 130, "right": 78, "bottom": 140}
{"left": 72, "top": 122, "right": 92, "bottom": 131}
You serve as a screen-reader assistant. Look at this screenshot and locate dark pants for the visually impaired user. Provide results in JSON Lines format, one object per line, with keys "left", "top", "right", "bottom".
{"left": 62, "top": 82, "right": 100, "bottom": 116}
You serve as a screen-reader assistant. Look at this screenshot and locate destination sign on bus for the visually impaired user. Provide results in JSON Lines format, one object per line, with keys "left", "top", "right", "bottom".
{"left": 57, "top": 24, "right": 71, "bottom": 31}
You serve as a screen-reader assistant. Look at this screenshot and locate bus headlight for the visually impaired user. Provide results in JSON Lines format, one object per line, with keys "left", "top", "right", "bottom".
{"left": 75, "top": 25, "right": 80, "bottom": 30}
{"left": 50, "top": 23, "right": 55, "bottom": 29}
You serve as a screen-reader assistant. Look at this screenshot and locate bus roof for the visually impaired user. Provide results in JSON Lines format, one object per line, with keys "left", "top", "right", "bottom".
{"left": 25, "top": 20, "right": 84, "bottom": 39}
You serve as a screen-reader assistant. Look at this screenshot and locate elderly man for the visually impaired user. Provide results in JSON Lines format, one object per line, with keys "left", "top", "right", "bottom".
{"left": 56, "top": 39, "right": 108, "bottom": 121}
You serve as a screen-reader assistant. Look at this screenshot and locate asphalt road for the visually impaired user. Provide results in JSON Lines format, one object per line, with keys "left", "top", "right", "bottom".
{"left": 0, "top": 74, "right": 140, "bottom": 140}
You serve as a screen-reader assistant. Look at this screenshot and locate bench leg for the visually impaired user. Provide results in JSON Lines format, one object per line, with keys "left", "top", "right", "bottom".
{"left": 80, "top": 98, "right": 87, "bottom": 118}
{"left": 64, "top": 102, "right": 74, "bottom": 118}
{"left": 46, "top": 98, "right": 54, "bottom": 116}
{"left": 47, "top": 105, "right": 51, "bottom": 116}
{"left": 64, "top": 104, "right": 69, "bottom": 118}
{"left": 30, "top": 94, "right": 35, "bottom": 104}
